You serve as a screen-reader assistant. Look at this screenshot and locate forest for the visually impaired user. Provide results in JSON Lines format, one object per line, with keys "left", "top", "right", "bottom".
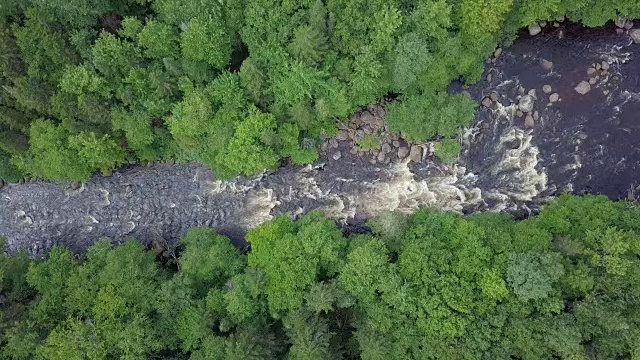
{"left": 0, "top": 195, "right": 639, "bottom": 359}
{"left": 1, "top": 0, "right": 640, "bottom": 182}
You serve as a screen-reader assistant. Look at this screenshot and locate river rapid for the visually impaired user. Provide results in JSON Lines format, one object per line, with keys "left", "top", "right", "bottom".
{"left": 2, "top": 23, "right": 639, "bottom": 257}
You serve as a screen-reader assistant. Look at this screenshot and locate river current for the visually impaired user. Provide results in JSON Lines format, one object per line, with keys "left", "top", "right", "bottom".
{"left": 1, "top": 24, "right": 639, "bottom": 257}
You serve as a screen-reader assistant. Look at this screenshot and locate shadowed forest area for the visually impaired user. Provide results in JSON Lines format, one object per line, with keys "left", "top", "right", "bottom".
{"left": 1, "top": 195, "right": 640, "bottom": 359}
{"left": 1, "top": 0, "right": 639, "bottom": 182}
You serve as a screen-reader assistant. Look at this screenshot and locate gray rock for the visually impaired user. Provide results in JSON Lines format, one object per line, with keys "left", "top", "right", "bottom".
{"left": 409, "top": 146, "right": 422, "bottom": 162}
{"left": 524, "top": 114, "right": 535, "bottom": 129}
{"left": 527, "top": 89, "right": 537, "bottom": 99}
{"left": 630, "top": 29, "right": 640, "bottom": 44}
{"left": 518, "top": 95, "right": 535, "bottom": 113}
{"left": 494, "top": 47, "right": 502, "bottom": 58}
{"left": 589, "top": 77, "right": 597, "bottom": 85}
{"left": 542, "top": 85, "right": 552, "bottom": 94}
{"left": 615, "top": 17, "right": 627, "bottom": 28}
{"left": 533, "top": 111, "right": 539, "bottom": 121}
{"left": 336, "top": 131, "right": 349, "bottom": 141}
{"left": 625, "top": 21, "right": 634, "bottom": 30}
{"left": 392, "top": 140, "right": 400, "bottom": 147}
{"left": 528, "top": 23, "right": 542, "bottom": 36}
{"left": 540, "top": 59, "right": 553, "bottom": 71}
{"left": 70, "top": 181, "right": 82, "bottom": 190}
{"left": 574, "top": 81, "right": 591, "bottom": 95}
{"left": 601, "top": 61, "right": 610, "bottom": 71}
{"left": 587, "top": 67, "right": 597, "bottom": 75}
{"left": 330, "top": 138, "right": 339, "bottom": 148}
{"left": 549, "top": 93, "right": 560, "bottom": 102}
{"left": 516, "top": 110, "right": 524, "bottom": 117}
{"left": 490, "top": 92, "right": 498, "bottom": 102}
{"left": 482, "top": 97, "right": 492, "bottom": 107}
{"left": 377, "top": 151, "right": 386, "bottom": 162}
{"left": 332, "top": 151, "right": 342, "bottom": 161}
{"left": 398, "top": 147, "right": 410, "bottom": 159}
{"left": 381, "top": 143, "right": 392, "bottom": 154}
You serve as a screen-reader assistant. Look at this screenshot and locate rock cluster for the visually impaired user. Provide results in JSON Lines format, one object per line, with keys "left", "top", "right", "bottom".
{"left": 320, "top": 104, "right": 431, "bottom": 164}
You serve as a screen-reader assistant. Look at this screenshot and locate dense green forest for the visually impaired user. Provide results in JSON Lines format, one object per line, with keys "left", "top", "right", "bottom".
{"left": 1, "top": 0, "right": 639, "bottom": 182}
{"left": 1, "top": 195, "right": 639, "bottom": 359}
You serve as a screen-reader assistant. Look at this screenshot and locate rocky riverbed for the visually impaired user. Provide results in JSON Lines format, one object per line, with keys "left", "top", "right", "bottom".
{"left": 1, "top": 22, "right": 639, "bottom": 257}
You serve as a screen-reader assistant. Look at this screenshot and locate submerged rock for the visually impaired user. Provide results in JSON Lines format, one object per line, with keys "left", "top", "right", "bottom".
{"left": 574, "top": 81, "right": 591, "bottom": 95}
{"left": 518, "top": 95, "right": 535, "bottom": 113}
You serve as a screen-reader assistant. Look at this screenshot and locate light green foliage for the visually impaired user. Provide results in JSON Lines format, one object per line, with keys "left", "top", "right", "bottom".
{"left": 434, "top": 138, "right": 461, "bottom": 164}
{"left": 356, "top": 134, "right": 381, "bottom": 151}
{"left": 91, "top": 32, "right": 141, "bottom": 82}
{"left": 179, "top": 228, "right": 246, "bottom": 295}
{"left": 68, "top": 132, "right": 124, "bottom": 175}
{"left": 391, "top": 32, "right": 431, "bottom": 93}
{"left": 3, "top": 196, "right": 640, "bottom": 358}
{"left": 247, "top": 211, "right": 345, "bottom": 314}
{"left": 137, "top": 19, "right": 179, "bottom": 59}
{"left": 386, "top": 93, "right": 476, "bottom": 141}
{"left": 14, "top": 119, "right": 93, "bottom": 181}
{"left": 507, "top": 252, "right": 564, "bottom": 301}
{"left": 220, "top": 108, "right": 280, "bottom": 176}
{"left": 180, "top": 17, "right": 232, "bottom": 70}
{"left": 288, "top": 25, "right": 328, "bottom": 65}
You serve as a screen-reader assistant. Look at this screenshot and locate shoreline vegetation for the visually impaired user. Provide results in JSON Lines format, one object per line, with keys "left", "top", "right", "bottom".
{"left": 1, "top": 194, "right": 640, "bottom": 359}
{"left": 1, "top": 1, "right": 639, "bottom": 183}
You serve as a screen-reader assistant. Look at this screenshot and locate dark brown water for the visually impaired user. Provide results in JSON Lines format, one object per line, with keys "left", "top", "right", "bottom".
{"left": 1, "top": 24, "right": 639, "bottom": 257}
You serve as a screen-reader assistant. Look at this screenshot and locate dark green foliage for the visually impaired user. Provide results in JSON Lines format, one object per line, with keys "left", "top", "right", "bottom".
{"left": 2, "top": 196, "right": 640, "bottom": 358}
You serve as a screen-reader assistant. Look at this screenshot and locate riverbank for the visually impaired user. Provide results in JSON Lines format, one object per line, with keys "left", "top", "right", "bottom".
{"left": 1, "top": 22, "right": 639, "bottom": 257}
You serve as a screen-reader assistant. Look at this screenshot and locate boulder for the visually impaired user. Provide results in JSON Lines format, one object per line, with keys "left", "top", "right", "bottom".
{"left": 482, "top": 97, "right": 492, "bottom": 107}
{"left": 540, "top": 59, "right": 553, "bottom": 71}
{"left": 615, "top": 17, "right": 627, "bottom": 28}
{"left": 528, "top": 23, "right": 542, "bottom": 36}
{"left": 494, "top": 47, "right": 502, "bottom": 58}
{"left": 524, "top": 114, "right": 535, "bottom": 128}
{"left": 398, "top": 147, "right": 410, "bottom": 159}
{"left": 409, "top": 145, "right": 422, "bottom": 162}
{"left": 549, "top": 93, "right": 559, "bottom": 102}
{"left": 377, "top": 151, "right": 386, "bottom": 163}
{"left": 601, "top": 61, "right": 610, "bottom": 71}
{"left": 381, "top": 143, "right": 392, "bottom": 154}
{"left": 490, "top": 92, "right": 498, "bottom": 102}
{"left": 589, "top": 77, "right": 597, "bottom": 85}
{"left": 542, "top": 84, "right": 552, "bottom": 94}
{"left": 332, "top": 151, "right": 342, "bottom": 161}
{"left": 518, "top": 95, "right": 535, "bottom": 113}
{"left": 630, "top": 29, "right": 640, "bottom": 44}
{"left": 574, "top": 81, "right": 591, "bottom": 95}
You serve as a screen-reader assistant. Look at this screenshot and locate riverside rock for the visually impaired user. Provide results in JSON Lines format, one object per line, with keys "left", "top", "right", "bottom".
{"left": 397, "top": 147, "right": 409, "bottom": 159}
{"left": 409, "top": 146, "right": 422, "bottom": 162}
{"left": 630, "top": 29, "right": 640, "bottom": 44}
{"left": 528, "top": 23, "right": 542, "bottom": 36}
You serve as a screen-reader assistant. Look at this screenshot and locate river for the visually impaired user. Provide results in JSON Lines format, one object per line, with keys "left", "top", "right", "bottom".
{"left": 1, "top": 23, "right": 639, "bottom": 257}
